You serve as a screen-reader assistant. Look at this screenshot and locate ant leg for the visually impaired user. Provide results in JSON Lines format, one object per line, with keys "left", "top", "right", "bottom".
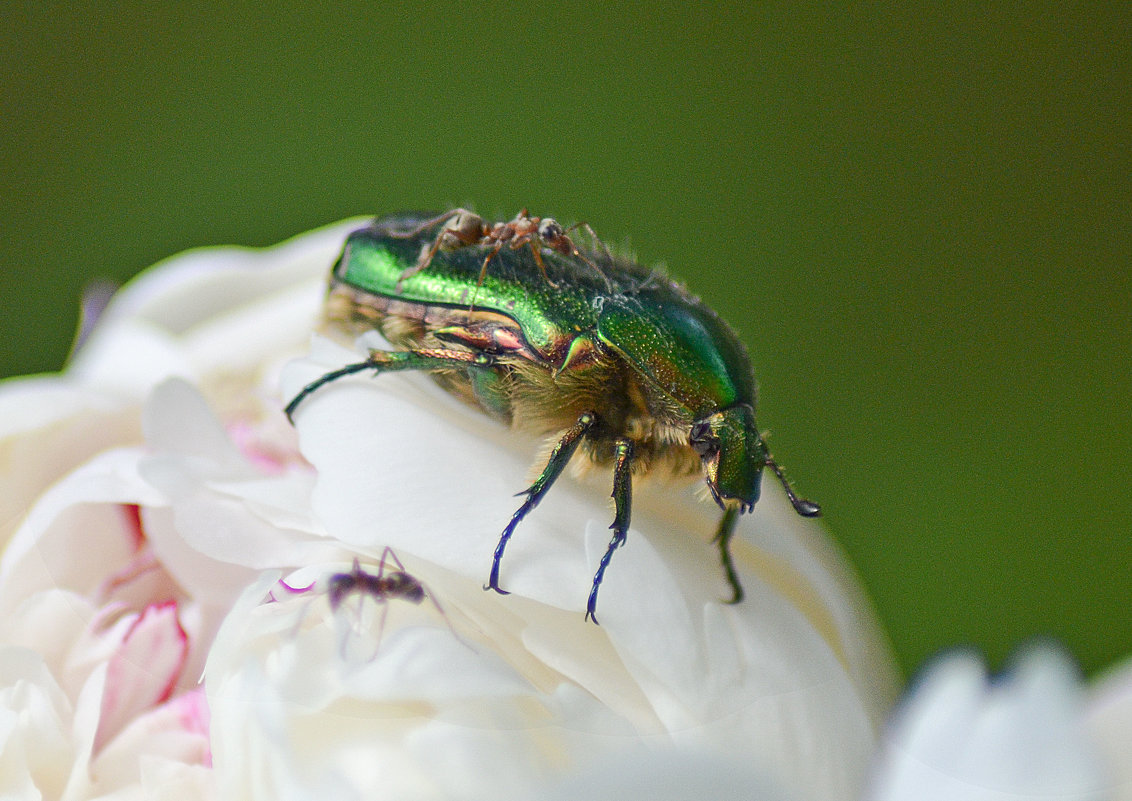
{"left": 563, "top": 221, "right": 612, "bottom": 262}
{"left": 476, "top": 243, "right": 505, "bottom": 288}
{"left": 378, "top": 546, "right": 407, "bottom": 578}
{"left": 394, "top": 209, "right": 485, "bottom": 290}
{"left": 463, "top": 242, "right": 505, "bottom": 310}
{"left": 370, "top": 599, "right": 391, "bottom": 658}
{"left": 396, "top": 234, "right": 448, "bottom": 291}
{"left": 560, "top": 223, "right": 614, "bottom": 291}
{"left": 387, "top": 209, "right": 464, "bottom": 240}
{"left": 519, "top": 238, "right": 559, "bottom": 287}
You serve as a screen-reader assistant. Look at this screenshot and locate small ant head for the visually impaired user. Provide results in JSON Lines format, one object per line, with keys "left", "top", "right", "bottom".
{"left": 326, "top": 570, "right": 358, "bottom": 611}
{"left": 385, "top": 571, "right": 426, "bottom": 604}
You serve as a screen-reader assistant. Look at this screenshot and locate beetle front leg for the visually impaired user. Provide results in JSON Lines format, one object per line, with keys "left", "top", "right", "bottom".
{"left": 486, "top": 411, "right": 598, "bottom": 595}
{"left": 712, "top": 505, "right": 743, "bottom": 604}
{"left": 284, "top": 348, "right": 497, "bottom": 422}
{"left": 585, "top": 437, "right": 634, "bottom": 624}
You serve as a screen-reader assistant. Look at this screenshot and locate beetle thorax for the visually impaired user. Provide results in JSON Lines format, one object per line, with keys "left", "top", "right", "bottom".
{"left": 508, "top": 358, "right": 700, "bottom": 480}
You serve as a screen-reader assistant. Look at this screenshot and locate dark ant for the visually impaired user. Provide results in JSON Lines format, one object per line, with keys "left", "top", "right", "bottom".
{"left": 282, "top": 548, "right": 465, "bottom": 657}
{"left": 326, "top": 549, "right": 426, "bottom": 611}
{"left": 392, "top": 208, "right": 612, "bottom": 293}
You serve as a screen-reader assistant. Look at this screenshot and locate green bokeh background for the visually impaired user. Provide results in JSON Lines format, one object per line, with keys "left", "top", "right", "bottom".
{"left": 3, "top": 4, "right": 1128, "bottom": 681}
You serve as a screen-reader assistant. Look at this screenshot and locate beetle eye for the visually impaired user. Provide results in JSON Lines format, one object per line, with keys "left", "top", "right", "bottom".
{"left": 538, "top": 219, "right": 563, "bottom": 240}
{"left": 689, "top": 421, "right": 718, "bottom": 457}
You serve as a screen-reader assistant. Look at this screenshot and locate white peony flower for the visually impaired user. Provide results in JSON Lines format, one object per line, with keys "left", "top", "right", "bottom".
{"left": 4, "top": 218, "right": 1125, "bottom": 801}
{"left": 194, "top": 327, "right": 899, "bottom": 800}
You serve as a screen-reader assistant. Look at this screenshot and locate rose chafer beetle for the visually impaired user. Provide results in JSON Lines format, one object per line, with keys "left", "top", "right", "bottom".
{"left": 287, "top": 210, "right": 820, "bottom": 623}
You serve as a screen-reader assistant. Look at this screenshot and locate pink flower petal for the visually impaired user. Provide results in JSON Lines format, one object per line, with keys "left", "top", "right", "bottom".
{"left": 93, "top": 687, "right": 213, "bottom": 783}
{"left": 121, "top": 503, "right": 145, "bottom": 552}
{"left": 95, "top": 601, "right": 189, "bottom": 754}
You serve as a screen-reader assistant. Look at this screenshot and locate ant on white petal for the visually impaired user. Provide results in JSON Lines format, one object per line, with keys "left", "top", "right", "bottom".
{"left": 274, "top": 548, "right": 464, "bottom": 660}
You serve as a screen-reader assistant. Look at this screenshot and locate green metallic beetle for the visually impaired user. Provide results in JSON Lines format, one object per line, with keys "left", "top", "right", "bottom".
{"left": 286, "top": 210, "right": 820, "bottom": 623}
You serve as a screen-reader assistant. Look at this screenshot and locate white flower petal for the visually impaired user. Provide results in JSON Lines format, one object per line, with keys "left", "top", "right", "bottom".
{"left": 61, "top": 660, "right": 107, "bottom": 799}
{"left": 138, "top": 380, "right": 343, "bottom": 588}
{"left": 0, "top": 391, "right": 146, "bottom": 549}
{"left": 207, "top": 517, "right": 883, "bottom": 800}
{"left": 142, "top": 379, "right": 257, "bottom": 476}
{"left": 92, "top": 221, "right": 359, "bottom": 336}
{"left": 65, "top": 221, "right": 358, "bottom": 418}
{"left": 0, "top": 647, "right": 77, "bottom": 800}
{"left": 138, "top": 757, "right": 216, "bottom": 801}
{"left": 67, "top": 317, "right": 196, "bottom": 399}
{"left": 0, "top": 450, "right": 163, "bottom": 607}
{"left": 1085, "top": 656, "right": 1132, "bottom": 801}
{"left": 0, "top": 589, "right": 97, "bottom": 700}
{"left": 208, "top": 570, "right": 647, "bottom": 801}
{"left": 276, "top": 332, "right": 895, "bottom": 798}
{"left": 93, "top": 691, "right": 213, "bottom": 799}
{"left": 285, "top": 338, "right": 554, "bottom": 584}
{"left": 537, "top": 749, "right": 790, "bottom": 801}
{"left": 865, "top": 644, "right": 1110, "bottom": 801}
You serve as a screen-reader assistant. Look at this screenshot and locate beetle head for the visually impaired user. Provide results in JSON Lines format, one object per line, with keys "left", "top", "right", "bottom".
{"left": 690, "top": 404, "right": 821, "bottom": 518}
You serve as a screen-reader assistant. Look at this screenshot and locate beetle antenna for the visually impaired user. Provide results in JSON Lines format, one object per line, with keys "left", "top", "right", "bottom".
{"left": 764, "top": 457, "right": 821, "bottom": 517}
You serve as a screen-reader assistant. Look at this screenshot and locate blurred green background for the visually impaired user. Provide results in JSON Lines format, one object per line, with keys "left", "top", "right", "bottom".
{"left": 3, "top": 4, "right": 1128, "bottom": 681}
